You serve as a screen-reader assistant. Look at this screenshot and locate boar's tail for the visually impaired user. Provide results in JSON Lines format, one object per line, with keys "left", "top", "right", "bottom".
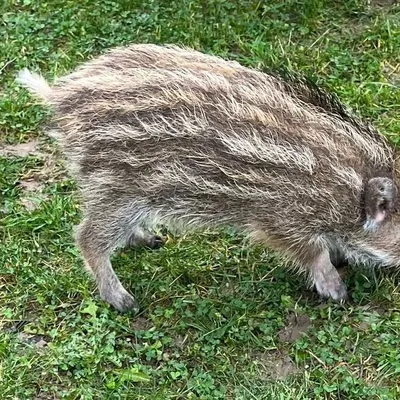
{"left": 16, "top": 69, "right": 52, "bottom": 103}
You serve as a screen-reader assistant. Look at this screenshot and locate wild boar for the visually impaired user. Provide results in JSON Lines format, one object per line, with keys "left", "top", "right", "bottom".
{"left": 17, "top": 44, "right": 399, "bottom": 312}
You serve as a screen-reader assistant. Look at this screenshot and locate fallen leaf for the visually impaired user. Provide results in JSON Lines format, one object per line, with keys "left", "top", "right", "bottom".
{"left": 81, "top": 302, "right": 98, "bottom": 318}
{"left": 120, "top": 368, "right": 150, "bottom": 383}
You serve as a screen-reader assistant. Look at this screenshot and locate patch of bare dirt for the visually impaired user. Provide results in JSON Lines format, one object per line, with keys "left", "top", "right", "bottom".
{"left": 2, "top": 139, "right": 70, "bottom": 212}
{"left": 19, "top": 197, "right": 39, "bottom": 211}
{"left": 34, "top": 393, "right": 59, "bottom": 400}
{"left": 18, "top": 179, "right": 43, "bottom": 192}
{"left": 251, "top": 350, "right": 298, "bottom": 381}
{"left": 173, "top": 334, "right": 187, "bottom": 349}
{"left": 32, "top": 147, "right": 69, "bottom": 184}
{"left": 17, "top": 177, "right": 47, "bottom": 212}
{"left": 342, "top": 18, "right": 368, "bottom": 36}
{"left": 0, "top": 139, "right": 42, "bottom": 157}
{"left": 358, "top": 321, "right": 370, "bottom": 331}
{"left": 18, "top": 332, "right": 49, "bottom": 348}
{"left": 371, "top": 0, "right": 398, "bottom": 7}
{"left": 370, "top": 303, "right": 386, "bottom": 316}
{"left": 382, "top": 61, "right": 400, "bottom": 85}
{"left": 131, "top": 316, "right": 153, "bottom": 331}
{"left": 278, "top": 313, "right": 311, "bottom": 343}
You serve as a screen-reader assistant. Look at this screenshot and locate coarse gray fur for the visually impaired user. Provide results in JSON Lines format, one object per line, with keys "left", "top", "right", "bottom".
{"left": 16, "top": 44, "right": 400, "bottom": 312}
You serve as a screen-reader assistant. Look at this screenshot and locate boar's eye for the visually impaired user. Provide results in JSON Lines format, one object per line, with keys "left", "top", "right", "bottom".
{"left": 379, "top": 201, "right": 387, "bottom": 211}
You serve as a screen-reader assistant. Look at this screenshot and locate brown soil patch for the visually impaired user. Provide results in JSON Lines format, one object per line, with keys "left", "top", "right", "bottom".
{"left": 34, "top": 393, "right": 59, "bottom": 400}
{"left": 371, "top": 0, "right": 398, "bottom": 7}
{"left": 382, "top": 61, "right": 400, "bottom": 85}
{"left": 173, "top": 334, "right": 187, "bottom": 349}
{"left": 131, "top": 316, "right": 153, "bottom": 331}
{"left": 3, "top": 139, "right": 70, "bottom": 212}
{"left": 278, "top": 313, "right": 311, "bottom": 343}
{"left": 18, "top": 331, "right": 49, "bottom": 348}
{"left": 251, "top": 350, "right": 298, "bottom": 381}
{"left": 18, "top": 179, "right": 43, "bottom": 192}
{"left": 0, "top": 139, "right": 42, "bottom": 157}
{"left": 17, "top": 177, "right": 47, "bottom": 212}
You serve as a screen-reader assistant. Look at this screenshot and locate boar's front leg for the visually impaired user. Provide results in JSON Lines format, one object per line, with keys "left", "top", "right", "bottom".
{"left": 309, "top": 250, "right": 348, "bottom": 302}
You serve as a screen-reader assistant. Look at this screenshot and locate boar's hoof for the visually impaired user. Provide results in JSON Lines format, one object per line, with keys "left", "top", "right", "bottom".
{"left": 147, "top": 235, "right": 165, "bottom": 249}
{"left": 100, "top": 285, "right": 139, "bottom": 313}
{"left": 333, "top": 285, "right": 348, "bottom": 304}
{"left": 315, "top": 279, "right": 348, "bottom": 303}
{"left": 127, "top": 232, "right": 165, "bottom": 250}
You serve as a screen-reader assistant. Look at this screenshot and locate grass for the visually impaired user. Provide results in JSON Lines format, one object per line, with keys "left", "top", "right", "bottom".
{"left": 1, "top": 0, "right": 400, "bottom": 398}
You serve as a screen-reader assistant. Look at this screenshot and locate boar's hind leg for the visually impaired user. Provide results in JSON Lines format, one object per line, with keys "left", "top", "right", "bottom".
{"left": 75, "top": 216, "right": 139, "bottom": 313}
{"left": 310, "top": 249, "right": 348, "bottom": 302}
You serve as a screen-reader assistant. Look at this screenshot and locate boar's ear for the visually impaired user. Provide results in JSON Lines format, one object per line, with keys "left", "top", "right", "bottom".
{"left": 365, "top": 177, "right": 398, "bottom": 225}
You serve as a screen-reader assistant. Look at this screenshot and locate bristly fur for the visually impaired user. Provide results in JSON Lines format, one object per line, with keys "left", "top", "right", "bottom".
{"left": 261, "top": 65, "right": 387, "bottom": 148}
{"left": 17, "top": 43, "right": 400, "bottom": 312}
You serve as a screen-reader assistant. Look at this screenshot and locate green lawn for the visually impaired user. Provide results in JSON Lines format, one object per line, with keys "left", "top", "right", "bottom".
{"left": 1, "top": 0, "right": 400, "bottom": 398}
